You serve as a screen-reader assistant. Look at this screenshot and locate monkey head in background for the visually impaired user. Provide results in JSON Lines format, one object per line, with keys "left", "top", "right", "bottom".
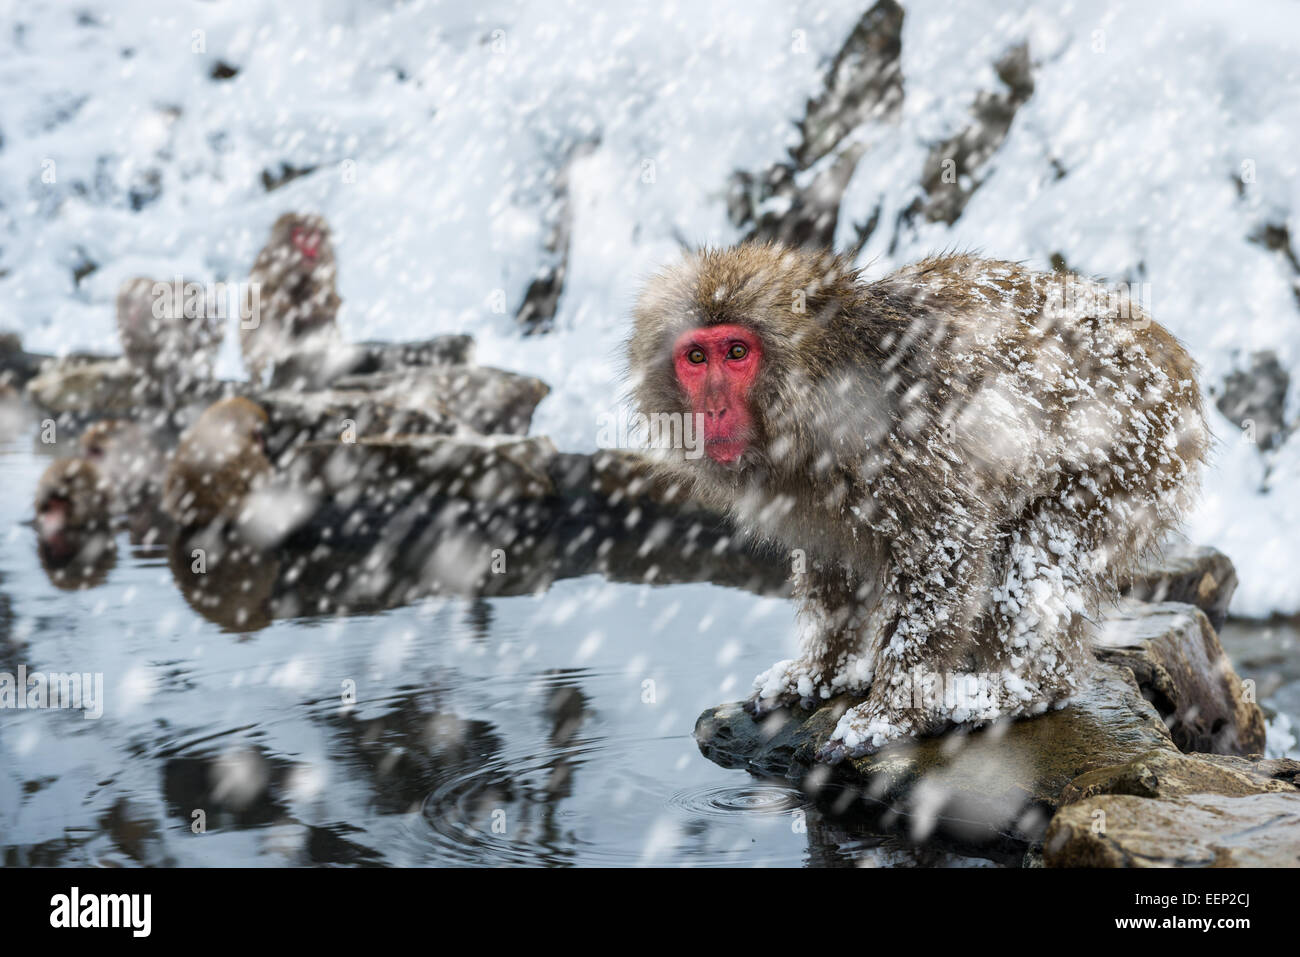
{"left": 241, "top": 212, "right": 342, "bottom": 387}
{"left": 33, "top": 456, "right": 116, "bottom": 586}
{"left": 628, "top": 243, "right": 1207, "bottom": 761}
{"left": 116, "top": 276, "right": 224, "bottom": 402}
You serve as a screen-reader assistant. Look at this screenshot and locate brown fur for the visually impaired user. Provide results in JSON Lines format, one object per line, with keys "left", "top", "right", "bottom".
{"left": 34, "top": 458, "right": 111, "bottom": 538}
{"left": 162, "top": 397, "right": 271, "bottom": 528}
{"left": 629, "top": 243, "right": 1208, "bottom": 757}
{"left": 242, "top": 213, "right": 342, "bottom": 385}
{"left": 116, "top": 276, "right": 224, "bottom": 397}
{"left": 79, "top": 419, "right": 165, "bottom": 509}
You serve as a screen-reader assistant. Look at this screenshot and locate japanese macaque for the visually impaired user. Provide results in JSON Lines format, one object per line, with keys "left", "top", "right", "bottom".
{"left": 162, "top": 397, "right": 271, "bottom": 528}
{"left": 116, "top": 276, "right": 224, "bottom": 400}
{"left": 34, "top": 457, "right": 115, "bottom": 583}
{"left": 34, "top": 458, "right": 111, "bottom": 543}
{"left": 242, "top": 213, "right": 342, "bottom": 386}
{"left": 628, "top": 244, "right": 1207, "bottom": 760}
{"left": 79, "top": 419, "right": 166, "bottom": 510}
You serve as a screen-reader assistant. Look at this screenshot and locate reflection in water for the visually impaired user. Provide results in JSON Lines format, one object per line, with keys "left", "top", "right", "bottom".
{"left": 114, "top": 472, "right": 792, "bottom": 635}
{"left": 38, "top": 532, "right": 117, "bottom": 591}
{"left": 325, "top": 691, "right": 506, "bottom": 816}
{"left": 168, "top": 531, "right": 280, "bottom": 633}
{"left": 97, "top": 798, "right": 171, "bottom": 866}
{"left": 0, "top": 433, "right": 1074, "bottom": 867}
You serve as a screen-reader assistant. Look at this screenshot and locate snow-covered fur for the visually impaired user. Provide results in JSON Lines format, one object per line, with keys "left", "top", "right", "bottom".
{"left": 628, "top": 243, "right": 1208, "bottom": 759}
{"left": 241, "top": 213, "right": 342, "bottom": 387}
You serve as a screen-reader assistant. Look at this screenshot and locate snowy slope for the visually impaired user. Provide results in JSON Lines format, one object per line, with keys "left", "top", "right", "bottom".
{"left": 1, "top": 0, "right": 1299, "bottom": 615}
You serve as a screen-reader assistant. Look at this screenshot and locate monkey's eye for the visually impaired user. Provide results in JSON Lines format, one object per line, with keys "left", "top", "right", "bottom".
{"left": 686, "top": 347, "right": 706, "bottom": 364}
{"left": 727, "top": 343, "right": 748, "bottom": 360}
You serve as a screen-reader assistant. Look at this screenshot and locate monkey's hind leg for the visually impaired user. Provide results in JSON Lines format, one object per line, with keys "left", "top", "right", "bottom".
{"left": 817, "top": 498, "right": 1098, "bottom": 762}
{"left": 747, "top": 561, "right": 881, "bottom": 716}
{"left": 814, "top": 524, "right": 1005, "bottom": 761}
{"left": 982, "top": 495, "right": 1101, "bottom": 714}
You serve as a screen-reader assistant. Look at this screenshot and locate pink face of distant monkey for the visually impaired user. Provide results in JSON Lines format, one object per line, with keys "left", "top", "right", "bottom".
{"left": 290, "top": 224, "right": 322, "bottom": 260}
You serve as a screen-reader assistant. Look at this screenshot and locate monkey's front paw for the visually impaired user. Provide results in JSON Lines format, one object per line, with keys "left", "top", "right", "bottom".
{"left": 748, "top": 658, "right": 818, "bottom": 716}
{"left": 814, "top": 703, "right": 906, "bottom": 764}
{"left": 749, "top": 655, "right": 872, "bottom": 718}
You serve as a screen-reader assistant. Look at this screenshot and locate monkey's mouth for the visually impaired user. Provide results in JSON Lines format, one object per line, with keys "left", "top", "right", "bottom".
{"left": 704, "top": 437, "right": 748, "bottom": 465}
{"left": 291, "top": 227, "right": 322, "bottom": 259}
{"left": 37, "top": 496, "right": 70, "bottom": 542}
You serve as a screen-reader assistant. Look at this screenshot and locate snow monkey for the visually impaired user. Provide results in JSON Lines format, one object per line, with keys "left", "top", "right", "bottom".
{"left": 116, "top": 276, "right": 225, "bottom": 400}
{"left": 628, "top": 243, "right": 1207, "bottom": 760}
{"left": 33, "top": 457, "right": 116, "bottom": 587}
{"left": 79, "top": 419, "right": 165, "bottom": 511}
{"left": 34, "top": 457, "right": 111, "bottom": 546}
{"left": 162, "top": 397, "right": 271, "bottom": 528}
{"left": 242, "top": 212, "right": 342, "bottom": 386}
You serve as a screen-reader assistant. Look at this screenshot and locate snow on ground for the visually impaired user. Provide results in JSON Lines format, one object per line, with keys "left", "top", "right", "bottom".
{"left": 1, "top": 0, "right": 1298, "bottom": 615}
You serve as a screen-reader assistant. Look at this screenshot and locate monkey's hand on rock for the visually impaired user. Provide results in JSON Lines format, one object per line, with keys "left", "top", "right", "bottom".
{"left": 746, "top": 655, "right": 873, "bottom": 717}
{"left": 814, "top": 699, "right": 944, "bottom": 763}
{"left": 812, "top": 670, "right": 1073, "bottom": 763}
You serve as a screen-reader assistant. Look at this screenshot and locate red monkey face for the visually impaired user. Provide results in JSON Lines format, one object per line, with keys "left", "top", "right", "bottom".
{"left": 36, "top": 495, "right": 71, "bottom": 543}
{"left": 290, "top": 225, "right": 322, "bottom": 260}
{"left": 672, "top": 323, "right": 762, "bottom": 465}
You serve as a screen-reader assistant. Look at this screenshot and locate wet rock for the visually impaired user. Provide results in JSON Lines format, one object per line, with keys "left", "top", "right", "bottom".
{"left": 262, "top": 445, "right": 790, "bottom": 615}
{"left": 1044, "top": 751, "right": 1300, "bottom": 867}
{"left": 268, "top": 335, "right": 474, "bottom": 390}
{"left": 1047, "top": 792, "right": 1300, "bottom": 867}
{"left": 794, "top": 0, "right": 905, "bottom": 169}
{"left": 1095, "top": 600, "right": 1266, "bottom": 756}
{"left": 1059, "top": 749, "right": 1300, "bottom": 804}
{"left": 24, "top": 355, "right": 234, "bottom": 415}
{"left": 695, "top": 663, "right": 1175, "bottom": 847}
{"left": 1120, "top": 543, "right": 1237, "bottom": 631}
{"left": 286, "top": 434, "right": 557, "bottom": 511}
{"left": 350, "top": 336, "right": 475, "bottom": 370}
{"left": 331, "top": 366, "right": 550, "bottom": 436}
{"left": 1213, "top": 349, "right": 1290, "bottom": 452}
{"left": 257, "top": 387, "right": 459, "bottom": 452}
{"left": 26, "top": 356, "right": 151, "bottom": 413}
